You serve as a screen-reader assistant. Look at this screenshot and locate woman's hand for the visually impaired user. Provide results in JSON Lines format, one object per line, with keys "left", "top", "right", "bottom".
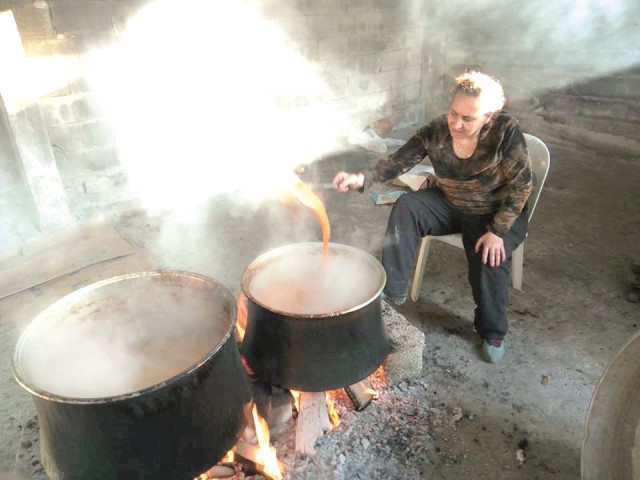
{"left": 332, "top": 172, "right": 365, "bottom": 192}
{"left": 475, "top": 231, "right": 505, "bottom": 267}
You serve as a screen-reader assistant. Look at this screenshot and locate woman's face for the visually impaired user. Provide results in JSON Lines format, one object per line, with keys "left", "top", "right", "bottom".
{"left": 447, "top": 93, "right": 493, "bottom": 140}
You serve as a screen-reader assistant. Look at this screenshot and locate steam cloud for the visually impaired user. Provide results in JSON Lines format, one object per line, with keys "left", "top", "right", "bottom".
{"left": 89, "top": 0, "right": 372, "bottom": 212}
{"left": 16, "top": 275, "right": 231, "bottom": 398}
{"left": 247, "top": 243, "right": 385, "bottom": 315}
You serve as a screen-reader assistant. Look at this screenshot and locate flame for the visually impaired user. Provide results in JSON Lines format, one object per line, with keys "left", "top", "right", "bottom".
{"left": 287, "top": 181, "right": 331, "bottom": 254}
{"left": 236, "top": 293, "right": 248, "bottom": 342}
{"left": 194, "top": 450, "right": 235, "bottom": 479}
{"left": 220, "top": 450, "right": 235, "bottom": 463}
{"left": 325, "top": 391, "right": 341, "bottom": 429}
{"left": 292, "top": 389, "right": 340, "bottom": 428}
{"left": 290, "top": 390, "right": 301, "bottom": 412}
{"left": 372, "top": 365, "right": 387, "bottom": 387}
{"left": 365, "top": 387, "right": 380, "bottom": 400}
{"left": 251, "top": 404, "right": 283, "bottom": 480}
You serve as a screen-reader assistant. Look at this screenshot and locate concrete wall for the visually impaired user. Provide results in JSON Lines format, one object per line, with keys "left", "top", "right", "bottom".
{"left": 421, "top": 0, "right": 640, "bottom": 155}
{"left": 0, "top": 95, "right": 36, "bottom": 248}
{"left": 4, "top": 0, "right": 143, "bottom": 220}
{"left": 261, "top": 0, "right": 426, "bottom": 127}
{"left": 0, "top": 0, "right": 427, "bottom": 225}
{"left": 0, "top": 0, "right": 638, "bottom": 239}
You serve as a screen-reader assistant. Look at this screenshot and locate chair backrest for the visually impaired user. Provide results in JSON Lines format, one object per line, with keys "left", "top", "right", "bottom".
{"left": 523, "top": 133, "right": 550, "bottom": 222}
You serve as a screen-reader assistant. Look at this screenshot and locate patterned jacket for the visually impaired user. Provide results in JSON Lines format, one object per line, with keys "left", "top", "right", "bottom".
{"left": 365, "top": 113, "right": 533, "bottom": 236}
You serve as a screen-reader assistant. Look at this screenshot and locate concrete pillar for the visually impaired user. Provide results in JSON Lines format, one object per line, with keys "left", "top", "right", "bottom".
{"left": 9, "top": 102, "right": 72, "bottom": 230}
{"left": 0, "top": 10, "right": 71, "bottom": 231}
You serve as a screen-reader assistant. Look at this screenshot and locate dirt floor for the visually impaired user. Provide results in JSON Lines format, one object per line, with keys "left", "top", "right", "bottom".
{"left": 1, "top": 133, "right": 639, "bottom": 479}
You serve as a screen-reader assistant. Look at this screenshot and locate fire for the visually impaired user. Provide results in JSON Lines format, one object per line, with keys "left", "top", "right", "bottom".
{"left": 325, "top": 391, "right": 341, "bottom": 429}
{"left": 251, "top": 404, "right": 283, "bottom": 480}
{"left": 194, "top": 450, "right": 235, "bottom": 480}
{"left": 365, "top": 387, "right": 380, "bottom": 400}
{"left": 287, "top": 181, "right": 331, "bottom": 253}
{"left": 290, "top": 390, "right": 301, "bottom": 412}
{"left": 373, "top": 365, "right": 387, "bottom": 386}
{"left": 220, "top": 450, "right": 235, "bottom": 463}
{"left": 291, "top": 389, "right": 340, "bottom": 429}
{"left": 235, "top": 293, "right": 248, "bottom": 342}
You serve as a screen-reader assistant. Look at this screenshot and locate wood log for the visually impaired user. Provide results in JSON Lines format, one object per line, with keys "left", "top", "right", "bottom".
{"left": 199, "top": 464, "right": 240, "bottom": 479}
{"left": 295, "top": 391, "right": 330, "bottom": 454}
{"left": 233, "top": 441, "right": 290, "bottom": 477}
{"left": 345, "top": 379, "right": 377, "bottom": 411}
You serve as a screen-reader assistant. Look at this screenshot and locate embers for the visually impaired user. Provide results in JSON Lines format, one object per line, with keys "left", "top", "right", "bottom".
{"left": 196, "top": 365, "right": 384, "bottom": 480}
{"left": 292, "top": 377, "right": 381, "bottom": 454}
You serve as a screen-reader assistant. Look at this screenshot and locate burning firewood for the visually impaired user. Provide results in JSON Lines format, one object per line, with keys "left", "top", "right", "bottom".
{"left": 295, "top": 391, "right": 331, "bottom": 455}
{"left": 345, "top": 379, "right": 378, "bottom": 411}
{"left": 197, "top": 463, "right": 241, "bottom": 479}
{"left": 233, "top": 441, "right": 290, "bottom": 479}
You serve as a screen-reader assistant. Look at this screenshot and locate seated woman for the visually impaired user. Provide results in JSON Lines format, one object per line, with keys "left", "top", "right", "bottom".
{"left": 333, "top": 71, "right": 532, "bottom": 363}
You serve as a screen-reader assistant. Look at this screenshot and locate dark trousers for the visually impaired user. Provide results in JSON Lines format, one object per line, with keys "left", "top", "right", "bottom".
{"left": 382, "top": 188, "right": 528, "bottom": 341}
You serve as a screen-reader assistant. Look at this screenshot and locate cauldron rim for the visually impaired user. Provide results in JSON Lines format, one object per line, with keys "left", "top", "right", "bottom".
{"left": 240, "top": 242, "right": 386, "bottom": 318}
{"left": 12, "top": 270, "right": 237, "bottom": 405}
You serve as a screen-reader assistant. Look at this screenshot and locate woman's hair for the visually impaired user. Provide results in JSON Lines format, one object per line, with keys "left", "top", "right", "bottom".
{"left": 452, "top": 71, "right": 506, "bottom": 113}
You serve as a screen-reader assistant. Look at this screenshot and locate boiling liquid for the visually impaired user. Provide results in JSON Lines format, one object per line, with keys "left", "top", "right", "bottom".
{"left": 248, "top": 246, "right": 382, "bottom": 315}
{"left": 18, "top": 283, "right": 229, "bottom": 398}
{"left": 289, "top": 182, "right": 331, "bottom": 254}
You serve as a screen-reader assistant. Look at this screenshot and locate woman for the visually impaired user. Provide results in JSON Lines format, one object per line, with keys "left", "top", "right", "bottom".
{"left": 332, "top": 71, "right": 532, "bottom": 363}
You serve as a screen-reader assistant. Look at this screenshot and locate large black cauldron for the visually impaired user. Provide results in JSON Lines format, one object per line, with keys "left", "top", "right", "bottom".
{"left": 12, "top": 271, "right": 252, "bottom": 480}
{"left": 241, "top": 243, "right": 389, "bottom": 392}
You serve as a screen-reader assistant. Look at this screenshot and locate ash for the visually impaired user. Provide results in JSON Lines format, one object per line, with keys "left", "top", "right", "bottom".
{"left": 269, "top": 380, "right": 445, "bottom": 480}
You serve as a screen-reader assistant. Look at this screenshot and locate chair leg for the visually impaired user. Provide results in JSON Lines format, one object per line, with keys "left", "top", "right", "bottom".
{"left": 410, "top": 237, "right": 431, "bottom": 302}
{"left": 511, "top": 242, "right": 524, "bottom": 290}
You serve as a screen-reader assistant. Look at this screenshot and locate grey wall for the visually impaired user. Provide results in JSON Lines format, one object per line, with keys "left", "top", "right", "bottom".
{"left": 0, "top": 0, "right": 638, "bottom": 239}
{"left": 1, "top": 0, "right": 428, "bottom": 225}
{"left": 0, "top": 95, "right": 35, "bottom": 246}
{"left": 421, "top": 0, "right": 640, "bottom": 154}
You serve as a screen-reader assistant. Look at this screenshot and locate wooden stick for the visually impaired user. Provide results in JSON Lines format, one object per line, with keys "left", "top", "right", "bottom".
{"left": 295, "top": 391, "right": 330, "bottom": 454}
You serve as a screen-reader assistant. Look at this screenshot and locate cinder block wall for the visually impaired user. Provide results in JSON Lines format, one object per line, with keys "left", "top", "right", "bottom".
{"left": 263, "top": 0, "right": 426, "bottom": 127}
{"left": 1, "top": 0, "right": 427, "bottom": 221}
{"left": 1, "top": 0, "right": 639, "bottom": 229}
{"left": 4, "top": 0, "right": 142, "bottom": 219}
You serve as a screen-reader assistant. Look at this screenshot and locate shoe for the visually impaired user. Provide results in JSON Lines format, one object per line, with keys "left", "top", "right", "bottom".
{"left": 380, "top": 291, "right": 407, "bottom": 306}
{"left": 482, "top": 339, "right": 505, "bottom": 363}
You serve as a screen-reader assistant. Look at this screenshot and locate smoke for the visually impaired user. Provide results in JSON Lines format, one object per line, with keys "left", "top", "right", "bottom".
{"left": 88, "top": 0, "right": 639, "bottom": 213}
{"left": 442, "top": 0, "right": 639, "bottom": 97}
{"left": 88, "top": 0, "right": 370, "bottom": 213}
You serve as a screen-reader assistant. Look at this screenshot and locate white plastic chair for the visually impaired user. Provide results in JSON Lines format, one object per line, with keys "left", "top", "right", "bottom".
{"left": 410, "top": 133, "right": 551, "bottom": 302}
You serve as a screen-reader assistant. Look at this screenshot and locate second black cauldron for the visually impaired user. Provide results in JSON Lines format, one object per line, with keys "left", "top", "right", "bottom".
{"left": 241, "top": 242, "right": 390, "bottom": 392}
